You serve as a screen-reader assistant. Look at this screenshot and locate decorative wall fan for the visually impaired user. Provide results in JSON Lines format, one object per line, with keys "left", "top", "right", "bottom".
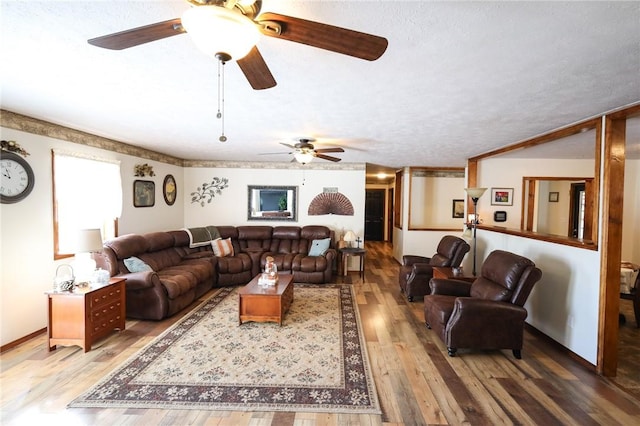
{"left": 262, "top": 138, "right": 344, "bottom": 164}
{"left": 88, "top": 0, "right": 388, "bottom": 90}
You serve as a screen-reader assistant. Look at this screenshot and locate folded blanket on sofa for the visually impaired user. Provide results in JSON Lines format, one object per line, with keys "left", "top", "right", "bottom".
{"left": 184, "top": 226, "right": 221, "bottom": 248}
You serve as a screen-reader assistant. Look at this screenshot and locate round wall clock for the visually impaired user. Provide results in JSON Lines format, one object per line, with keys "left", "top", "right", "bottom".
{"left": 163, "top": 174, "right": 177, "bottom": 206}
{"left": 1, "top": 151, "right": 35, "bottom": 204}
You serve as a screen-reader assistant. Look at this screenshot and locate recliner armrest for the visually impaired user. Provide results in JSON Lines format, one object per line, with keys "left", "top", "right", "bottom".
{"left": 412, "top": 263, "right": 434, "bottom": 274}
{"left": 403, "top": 255, "right": 431, "bottom": 266}
{"left": 450, "top": 298, "right": 527, "bottom": 326}
{"left": 429, "top": 278, "right": 472, "bottom": 296}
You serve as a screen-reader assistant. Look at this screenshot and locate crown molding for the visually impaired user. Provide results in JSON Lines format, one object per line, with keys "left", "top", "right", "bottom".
{"left": 1, "top": 110, "right": 366, "bottom": 171}
{"left": 1, "top": 109, "right": 184, "bottom": 166}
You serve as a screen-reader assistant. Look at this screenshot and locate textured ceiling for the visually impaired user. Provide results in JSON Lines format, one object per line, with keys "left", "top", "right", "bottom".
{"left": 1, "top": 1, "right": 639, "bottom": 173}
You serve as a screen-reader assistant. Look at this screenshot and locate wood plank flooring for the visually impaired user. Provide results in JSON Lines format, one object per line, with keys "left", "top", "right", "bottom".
{"left": 1, "top": 241, "right": 639, "bottom": 425}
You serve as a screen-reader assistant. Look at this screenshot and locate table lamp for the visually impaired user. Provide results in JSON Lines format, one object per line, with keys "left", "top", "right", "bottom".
{"left": 72, "top": 228, "right": 104, "bottom": 283}
{"left": 343, "top": 230, "right": 356, "bottom": 248}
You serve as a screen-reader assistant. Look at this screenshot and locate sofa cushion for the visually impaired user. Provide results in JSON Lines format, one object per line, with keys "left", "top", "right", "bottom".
{"left": 124, "top": 256, "right": 153, "bottom": 273}
{"left": 309, "top": 238, "right": 331, "bottom": 256}
{"left": 212, "top": 238, "right": 234, "bottom": 257}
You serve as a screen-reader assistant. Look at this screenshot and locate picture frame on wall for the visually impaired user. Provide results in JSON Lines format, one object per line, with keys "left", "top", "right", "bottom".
{"left": 134, "top": 180, "right": 155, "bottom": 207}
{"left": 452, "top": 199, "right": 464, "bottom": 218}
{"left": 549, "top": 191, "right": 559, "bottom": 202}
{"left": 490, "top": 188, "right": 514, "bottom": 206}
{"left": 163, "top": 174, "right": 177, "bottom": 206}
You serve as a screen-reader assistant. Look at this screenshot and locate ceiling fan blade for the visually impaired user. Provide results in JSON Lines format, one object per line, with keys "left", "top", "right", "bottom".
{"left": 257, "top": 12, "right": 388, "bottom": 61}
{"left": 258, "top": 152, "right": 291, "bottom": 155}
{"left": 88, "top": 18, "right": 184, "bottom": 50}
{"left": 237, "top": 46, "right": 277, "bottom": 90}
{"left": 315, "top": 153, "right": 342, "bottom": 162}
{"left": 314, "top": 147, "right": 345, "bottom": 153}
{"left": 279, "top": 143, "right": 297, "bottom": 149}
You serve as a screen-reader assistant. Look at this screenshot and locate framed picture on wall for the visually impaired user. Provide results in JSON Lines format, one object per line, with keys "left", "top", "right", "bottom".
{"left": 163, "top": 174, "right": 177, "bottom": 206}
{"left": 452, "top": 199, "right": 464, "bottom": 218}
{"left": 490, "top": 188, "right": 513, "bottom": 206}
{"left": 549, "top": 191, "right": 559, "bottom": 202}
{"left": 133, "top": 180, "right": 155, "bottom": 207}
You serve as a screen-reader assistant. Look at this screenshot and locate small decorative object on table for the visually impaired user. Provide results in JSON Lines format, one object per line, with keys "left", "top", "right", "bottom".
{"left": 54, "top": 264, "right": 75, "bottom": 292}
{"left": 259, "top": 256, "right": 278, "bottom": 286}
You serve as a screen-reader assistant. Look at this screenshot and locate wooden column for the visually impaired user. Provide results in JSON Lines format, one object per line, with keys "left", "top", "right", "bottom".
{"left": 597, "top": 115, "right": 626, "bottom": 376}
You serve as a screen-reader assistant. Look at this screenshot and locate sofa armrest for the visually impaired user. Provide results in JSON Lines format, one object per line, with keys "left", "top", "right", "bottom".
{"left": 115, "top": 271, "right": 158, "bottom": 291}
{"left": 403, "top": 255, "right": 431, "bottom": 266}
{"left": 429, "top": 278, "right": 472, "bottom": 296}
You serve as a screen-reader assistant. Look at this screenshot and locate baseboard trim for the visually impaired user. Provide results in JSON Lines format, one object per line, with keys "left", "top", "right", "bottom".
{"left": 1, "top": 328, "right": 46, "bottom": 353}
{"left": 524, "top": 323, "right": 595, "bottom": 372}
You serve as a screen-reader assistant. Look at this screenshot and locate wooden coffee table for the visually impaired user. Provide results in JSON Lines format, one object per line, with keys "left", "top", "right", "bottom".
{"left": 238, "top": 274, "right": 294, "bottom": 326}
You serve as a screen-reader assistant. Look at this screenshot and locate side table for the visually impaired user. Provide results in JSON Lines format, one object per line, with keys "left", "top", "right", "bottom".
{"left": 433, "top": 266, "right": 476, "bottom": 283}
{"left": 339, "top": 247, "right": 366, "bottom": 279}
{"left": 46, "top": 277, "right": 126, "bottom": 352}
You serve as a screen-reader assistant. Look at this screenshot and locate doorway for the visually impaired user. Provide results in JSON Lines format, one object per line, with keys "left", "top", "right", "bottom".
{"left": 569, "top": 182, "right": 585, "bottom": 238}
{"left": 365, "top": 189, "right": 385, "bottom": 241}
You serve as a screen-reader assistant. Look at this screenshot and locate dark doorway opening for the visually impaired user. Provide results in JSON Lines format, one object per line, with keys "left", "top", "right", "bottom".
{"left": 365, "top": 189, "right": 385, "bottom": 241}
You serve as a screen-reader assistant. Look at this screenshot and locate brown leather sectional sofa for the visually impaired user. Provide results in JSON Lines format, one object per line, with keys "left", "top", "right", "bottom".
{"left": 95, "top": 225, "right": 336, "bottom": 320}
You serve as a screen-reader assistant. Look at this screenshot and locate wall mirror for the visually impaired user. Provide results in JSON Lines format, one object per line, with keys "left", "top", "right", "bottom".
{"left": 247, "top": 185, "right": 297, "bottom": 221}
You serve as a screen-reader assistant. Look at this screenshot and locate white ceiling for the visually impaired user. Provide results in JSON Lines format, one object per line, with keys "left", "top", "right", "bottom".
{"left": 1, "top": 1, "right": 639, "bottom": 173}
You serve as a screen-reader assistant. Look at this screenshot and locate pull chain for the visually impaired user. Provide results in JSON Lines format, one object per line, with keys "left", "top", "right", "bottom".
{"left": 215, "top": 54, "right": 228, "bottom": 142}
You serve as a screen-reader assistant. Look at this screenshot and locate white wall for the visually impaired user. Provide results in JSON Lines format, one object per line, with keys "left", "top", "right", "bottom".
{"left": 409, "top": 174, "right": 466, "bottom": 229}
{"left": 477, "top": 229, "right": 600, "bottom": 364}
{"left": 183, "top": 165, "right": 365, "bottom": 234}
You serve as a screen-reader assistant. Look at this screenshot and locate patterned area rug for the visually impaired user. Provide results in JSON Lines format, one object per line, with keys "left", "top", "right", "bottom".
{"left": 69, "top": 284, "right": 380, "bottom": 414}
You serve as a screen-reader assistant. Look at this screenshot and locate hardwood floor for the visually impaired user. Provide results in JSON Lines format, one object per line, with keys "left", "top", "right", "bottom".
{"left": 1, "top": 241, "right": 639, "bottom": 425}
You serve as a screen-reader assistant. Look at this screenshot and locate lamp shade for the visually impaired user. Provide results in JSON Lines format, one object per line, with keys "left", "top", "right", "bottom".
{"left": 343, "top": 230, "right": 356, "bottom": 242}
{"left": 464, "top": 187, "right": 487, "bottom": 200}
{"left": 75, "top": 229, "right": 103, "bottom": 253}
{"left": 294, "top": 151, "right": 314, "bottom": 164}
{"left": 182, "top": 5, "right": 260, "bottom": 60}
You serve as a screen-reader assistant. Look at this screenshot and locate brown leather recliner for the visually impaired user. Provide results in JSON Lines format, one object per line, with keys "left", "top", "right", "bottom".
{"left": 398, "top": 235, "right": 470, "bottom": 301}
{"left": 424, "top": 250, "right": 542, "bottom": 359}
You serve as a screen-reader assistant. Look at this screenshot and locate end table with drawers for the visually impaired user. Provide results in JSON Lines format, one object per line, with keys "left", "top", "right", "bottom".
{"left": 45, "top": 277, "right": 126, "bottom": 352}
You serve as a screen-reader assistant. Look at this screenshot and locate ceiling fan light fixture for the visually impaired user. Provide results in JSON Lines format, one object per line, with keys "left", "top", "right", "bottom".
{"left": 182, "top": 5, "right": 260, "bottom": 60}
{"left": 294, "top": 151, "right": 314, "bottom": 164}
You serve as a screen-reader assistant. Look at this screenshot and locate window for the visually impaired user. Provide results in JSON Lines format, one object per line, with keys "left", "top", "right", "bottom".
{"left": 52, "top": 150, "right": 122, "bottom": 259}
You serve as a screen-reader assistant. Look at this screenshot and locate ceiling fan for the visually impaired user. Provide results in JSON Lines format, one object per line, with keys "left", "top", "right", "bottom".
{"left": 87, "top": 0, "right": 388, "bottom": 90}
{"left": 262, "top": 138, "right": 345, "bottom": 164}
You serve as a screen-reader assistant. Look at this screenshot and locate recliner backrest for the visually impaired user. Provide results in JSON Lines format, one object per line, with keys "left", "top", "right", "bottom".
{"left": 470, "top": 250, "right": 542, "bottom": 305}
{"left": 429, "top": 235, "right": 470, "bottom": 267}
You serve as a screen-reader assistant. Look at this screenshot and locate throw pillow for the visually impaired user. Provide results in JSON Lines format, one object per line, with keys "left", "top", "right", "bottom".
{"left": 124, "top": 256, "right": 153, "bottom": 273}
{"left": 211, "top": 238, "right": 234, "bottom": 257}
{"left": 308, "top": 238, "right": 331, "bottom": 256}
